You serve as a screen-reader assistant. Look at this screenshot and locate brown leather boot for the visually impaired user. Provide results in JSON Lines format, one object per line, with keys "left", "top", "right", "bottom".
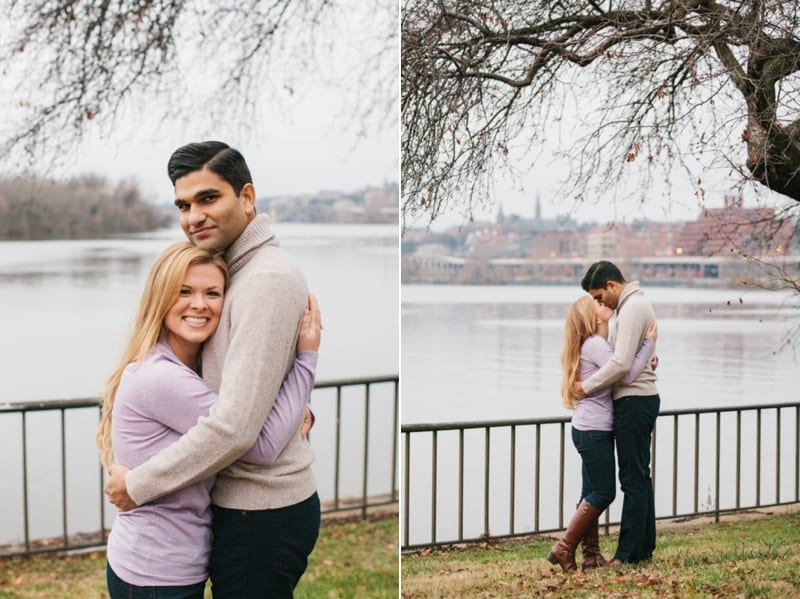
{"left": 547, "top": 500, "right": 601, "bottom": 572}
{"left": 580, "top": 516, "right": 607, "bottom": 570}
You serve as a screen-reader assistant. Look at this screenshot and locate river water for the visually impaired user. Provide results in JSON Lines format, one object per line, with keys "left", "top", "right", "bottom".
{"left": 401, "top": 283, "right": 800, "bottom": 545}
{"left": 0, "top": 223, "right": 398, "bottom": 547}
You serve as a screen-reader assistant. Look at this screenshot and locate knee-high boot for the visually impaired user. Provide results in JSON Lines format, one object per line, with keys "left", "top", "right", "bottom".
{"left": 547, "top": 500, "right": 601, "bottom": 572}
{"left": 580, "top": 515, "right": 607, "bottom": 570}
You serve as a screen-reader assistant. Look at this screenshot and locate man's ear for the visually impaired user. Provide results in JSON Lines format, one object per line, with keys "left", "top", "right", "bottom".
{"left": 240, "top": 182, "right": 256, "bottom": 217}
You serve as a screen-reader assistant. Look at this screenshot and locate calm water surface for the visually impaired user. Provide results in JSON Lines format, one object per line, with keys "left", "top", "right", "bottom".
{"left": 402, "top": 284, "right": 798, "bottom": 424}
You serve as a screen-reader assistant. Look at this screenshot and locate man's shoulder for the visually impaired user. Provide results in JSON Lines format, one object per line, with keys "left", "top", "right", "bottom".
{"left": 228, "top": 245, "right": 308, "bottom": 306}
{"left": 240, "top": 242, "right": 303, "bottom": 274}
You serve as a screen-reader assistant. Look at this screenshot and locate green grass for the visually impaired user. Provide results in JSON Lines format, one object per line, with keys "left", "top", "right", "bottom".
{"left": 401, "top": 508, "right": 800, "bottom": 598}
{"left": 0, "top": 514, "right": 398, "bottom": 598}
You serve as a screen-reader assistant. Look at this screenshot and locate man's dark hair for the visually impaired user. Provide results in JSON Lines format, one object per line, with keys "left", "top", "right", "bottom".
{"left": 167, "top": 141, "right": 253, "bottom": 196}
{"left": 581, "top": 260, "right": 626, "bottom": 292}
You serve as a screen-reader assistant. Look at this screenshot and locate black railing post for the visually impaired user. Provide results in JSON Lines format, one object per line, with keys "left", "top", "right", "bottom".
{"left": 458, "top": 429, "right": 464, "bottom": 542}
{"left": 334, "top": 384, "right": 342, "bottom": 510}
{"left": 483, "top": 427, "right": 490, "bottom": 538}
{"left": 672, "top": 414, "right": 678, "bottom": 517}
{"left": 534, "top": 423, "right": 541, "bottom": 533}
{"left": 694, "top": 413, "right": 700, "bottom": 514}
{"left": 757, "top": 409, "right": 762, "bottom": 506}
{"left": 776, "top": 407, "right": 781, "bottom": 504}
{"left": 715, "top": 412, "right": 720, "bottom": 523}
{"left": 509, "top": 425, "right": 516, "bottom": 535}
{"left": 558, "top": 422, "right": 565, "bottom": 529}
{"left": 22, "top": 411, "right": 30, "bottom": 555}
{"left": 736, "top": 409, "right": 741, "bottom": 510}
{"left": 403, "top": 432, "right": 410, "bottom": 549}
{"left": 392, "top": 381, "right": 399, "bottom": 502}
{"left": 431, "top": 430, "right": 438, "bottom": 545}
{"left": 796, "top": 406, "right": 799, "bottom": 503}
{"left": 61, "top": 409, "right": 68, "bottom": 548}
{"left": 361, "top": 383, "right": 371, "bottom": 520}
{"left": 652, "top": 421, "right": 657, "bottom": 500}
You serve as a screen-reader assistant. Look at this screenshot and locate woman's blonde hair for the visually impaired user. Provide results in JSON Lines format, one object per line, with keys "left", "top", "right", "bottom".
{"left": 559, "top": 296, "right": 598, "bottom": 410}
{"left": 96, "top": 242, "right": 229, "bottom": 468}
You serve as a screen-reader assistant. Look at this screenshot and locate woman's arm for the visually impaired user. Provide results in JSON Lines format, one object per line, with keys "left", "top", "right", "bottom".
{"left": 583, "top": 323, "right": 656, "bottom": 391}
{"left": 237, "top": 351, "right": 317, "bottom": 464}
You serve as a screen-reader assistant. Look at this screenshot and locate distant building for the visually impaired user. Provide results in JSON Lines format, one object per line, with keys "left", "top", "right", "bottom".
{"left": 259, "top": 182, "right": 398, "bottom": 224}
{"left": 674, "top": 194, "right": 795, "bottom": 257}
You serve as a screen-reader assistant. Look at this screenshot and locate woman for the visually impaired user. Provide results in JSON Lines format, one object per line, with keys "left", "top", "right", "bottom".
{"left": 96, "top": 242, "right": 320, "bottom": 598}
{"left": 547, "top": 295, "right": 656, "bottom": 572}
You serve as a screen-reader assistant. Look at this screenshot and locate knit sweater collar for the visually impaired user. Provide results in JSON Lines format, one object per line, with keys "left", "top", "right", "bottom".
{"left": 224, "top": 214, "right": 279, "bottom": 275}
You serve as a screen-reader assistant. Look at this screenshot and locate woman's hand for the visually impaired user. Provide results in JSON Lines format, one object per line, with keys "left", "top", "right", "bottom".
{"left": 300, "top": 407, "right": 316, "bottom": 437}
{"left": 297, "top": 293, "right": 322, "bottom": 353}
{"left": 645, "top": 321, "right": 658, "bottom": 342}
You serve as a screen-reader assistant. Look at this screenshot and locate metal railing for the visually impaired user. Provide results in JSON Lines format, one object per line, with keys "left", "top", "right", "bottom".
{"left": 401, "top": 402, "right": 800, "bottom": 551}
{"left": 0, "top": 375, "right": 398, "bottom": 558}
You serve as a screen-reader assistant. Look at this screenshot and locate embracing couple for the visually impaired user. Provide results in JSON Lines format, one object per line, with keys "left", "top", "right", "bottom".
{"left": 97, "top": 141, "right": 321, "bottom": 598}
{"left": 548, "top": 260, "right": 661, "bottom": 572}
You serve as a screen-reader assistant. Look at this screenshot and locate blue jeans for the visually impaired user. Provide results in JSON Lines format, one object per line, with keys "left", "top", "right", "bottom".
{"left": 613, "top": 394, "right": 660, "bottom": 563}
{"left": 106, "top": 564, "right": 205, "bottom": 599}
{"left": 209, "top": 492, "right": 321, "bottom": 599}
{"left": 571, "top": 427, "right": 616, "bottom": 511}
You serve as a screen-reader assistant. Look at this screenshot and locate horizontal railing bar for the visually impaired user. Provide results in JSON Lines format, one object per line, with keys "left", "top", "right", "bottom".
{"left": 0, "top": 376, "right": 399, "bottom": 413}
{"left": 401, "top": 402, "right": 799, "bottom": 433}
{"left": 313, "top": 375, "right": 398, "bottom": 390}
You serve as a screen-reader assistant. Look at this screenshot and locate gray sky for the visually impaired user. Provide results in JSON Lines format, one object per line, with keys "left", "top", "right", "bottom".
{"left": 50, "top": 97, "right": 398, "bottom": 203}
{"left": 419, "top": 132, "right": 795, "bottom": 230}
{"left": 0, "top": 1, "right": 398, "bottom": 202}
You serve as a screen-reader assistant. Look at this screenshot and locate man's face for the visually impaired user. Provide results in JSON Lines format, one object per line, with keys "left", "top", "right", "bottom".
{"left": 174, "top": 168, "right": 255, "bottom": 252}
{"left": 589, "top": 281, "right": 621, "bottom": 310}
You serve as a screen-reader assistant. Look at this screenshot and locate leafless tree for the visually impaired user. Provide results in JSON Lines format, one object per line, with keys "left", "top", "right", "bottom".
{"left": 0, "top": 0, "right": 397, "bottom": 165}
{"left": 402, "top": 0, "right": 800, "bottom": 226}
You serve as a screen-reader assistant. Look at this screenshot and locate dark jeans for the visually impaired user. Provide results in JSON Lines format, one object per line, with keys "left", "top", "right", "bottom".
{"left": 209, "top": 492, "right": 321, "bottom": 599}
{"left": 106, "top": 564, "right": 205, "bottom": 599}
{"left": 613, "top": 394, "right": 660, "bottom": 563}
{"left": 571, "top": 427, "right": 616, "bottom": 512}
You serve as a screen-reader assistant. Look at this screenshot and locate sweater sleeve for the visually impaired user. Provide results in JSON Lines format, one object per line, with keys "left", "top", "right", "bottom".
{"left": 581, "top": 301, "right": 652, "bottom": 396}
{"left": 238, "top": 351, "right": 317, "bottom": 464}
{"left": 126, "top": 270, "right": 307, "bottom": 505}
{"left": 142, "top": 351, "right": 316, "bottom": 465}
{"left": 620, "top": 339, "right": 654, "bottom": 385}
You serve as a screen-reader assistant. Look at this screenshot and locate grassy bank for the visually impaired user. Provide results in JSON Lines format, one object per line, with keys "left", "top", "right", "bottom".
{"left": 402, "top": 507, "right": 800, "bottom": 598}
{"left": 0, "top": 514, "right": 398, "bottom": 599}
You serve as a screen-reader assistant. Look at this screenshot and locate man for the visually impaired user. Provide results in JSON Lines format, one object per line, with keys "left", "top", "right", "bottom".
{"left": 571, "top": 260, "right": 659, "bottom": 567}
{"left": 104, "top": 141, "right": 320, "bottom": 597}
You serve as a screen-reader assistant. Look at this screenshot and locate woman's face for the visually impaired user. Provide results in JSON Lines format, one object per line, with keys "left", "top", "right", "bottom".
{"left": 164, "top": 263, "right": 225, "bottom": 348}
{"left": 594, "top": 300, "right": 613, "bottom": 324}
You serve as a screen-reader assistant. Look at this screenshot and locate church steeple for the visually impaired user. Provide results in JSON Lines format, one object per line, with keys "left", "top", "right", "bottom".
{"left": 535, "top": 192, "right": 542, "bottom": 223}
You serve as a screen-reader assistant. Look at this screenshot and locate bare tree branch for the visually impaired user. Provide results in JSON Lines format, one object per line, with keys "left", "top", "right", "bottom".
{"left": 402, "top": 0, "right": 800, "bottom": 227}
{"left": 0, "top": 0, "right": 397, "bottom": 166}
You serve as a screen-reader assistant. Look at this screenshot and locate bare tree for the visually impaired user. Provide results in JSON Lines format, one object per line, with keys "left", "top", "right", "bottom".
{"left": 0, "top": 0, "right": 397, "bottom": 164}
{"left": 402, "top": 0, "right": 800, "bottom": 226}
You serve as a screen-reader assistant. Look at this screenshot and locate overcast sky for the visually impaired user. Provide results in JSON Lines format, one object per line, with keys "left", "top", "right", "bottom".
{"left": 49, "top": 95, "right": 398, "bottom": 203}
{"left": 0, "top": 1, "right": 398, "bottom": 203}
{"left": 412, "top": 124, "right": 800, "bottom": 229}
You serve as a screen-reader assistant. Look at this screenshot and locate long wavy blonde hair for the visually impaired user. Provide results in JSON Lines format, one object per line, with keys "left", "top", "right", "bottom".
{"left": 96, "top": 242, "right": 229, "bottom": 468}
{"left": 559, "top": 296, "right": 598, "bottom": 410}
